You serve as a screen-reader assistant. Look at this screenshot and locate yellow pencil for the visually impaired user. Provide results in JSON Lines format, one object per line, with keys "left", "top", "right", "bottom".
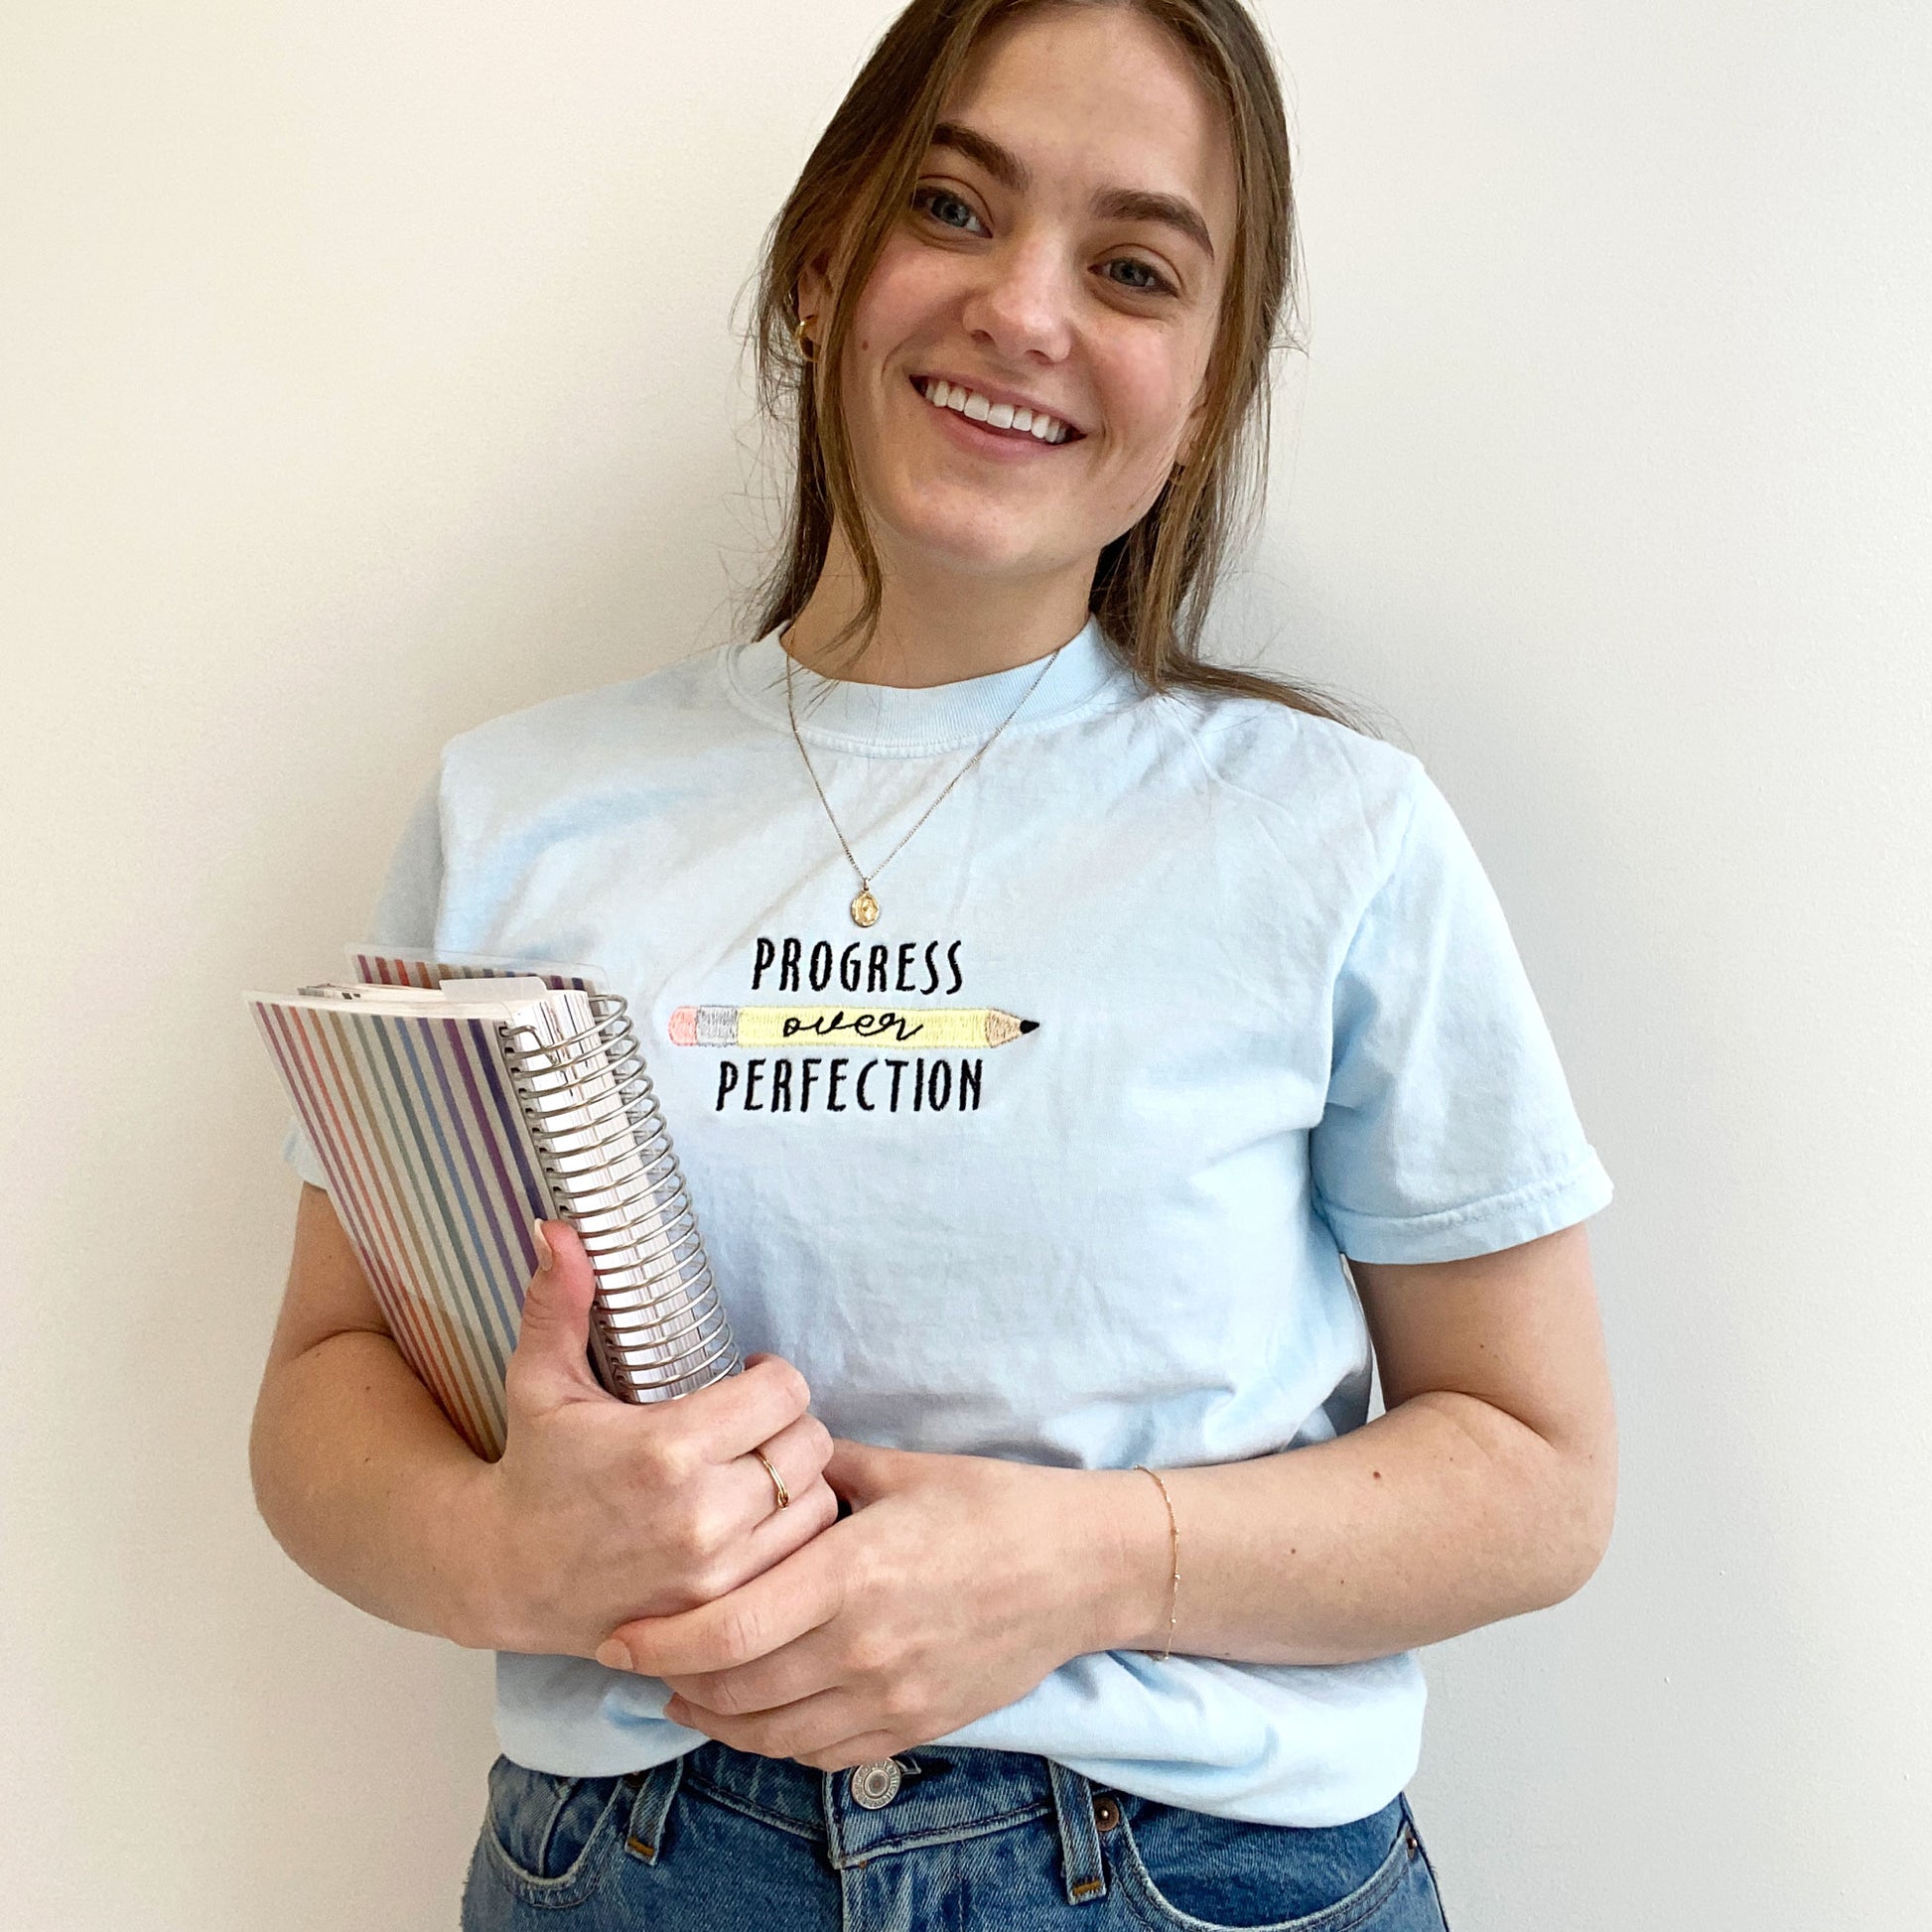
{"left": 668, "top": 1005, "right": 1037, "bottom": 1050}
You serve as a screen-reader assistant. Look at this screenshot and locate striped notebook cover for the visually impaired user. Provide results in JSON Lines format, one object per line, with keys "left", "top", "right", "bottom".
{"left": 249, "top": 965, "right": 737, "bottom": 1458}
{"left": 346, "top": 945, "right": 604, "bottom": 994}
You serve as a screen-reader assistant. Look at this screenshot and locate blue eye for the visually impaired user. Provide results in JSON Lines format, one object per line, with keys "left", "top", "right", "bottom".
{"left": 913, "top": 187, "right": 985, "bottom": 234}
{"left": 1106, "top": 257, "right": 1175, "bottom": 298}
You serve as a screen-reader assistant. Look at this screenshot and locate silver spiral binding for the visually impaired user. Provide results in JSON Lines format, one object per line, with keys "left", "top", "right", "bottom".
{"left": 501, "top": 993, "right": 740, "bottom": 1402}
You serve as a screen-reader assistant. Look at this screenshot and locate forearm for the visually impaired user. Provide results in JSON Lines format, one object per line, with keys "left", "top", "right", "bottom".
{"left": 248, "top": 1327, "right": 497, "bottom": 1648}
{"left": 1079, "top": 1392, "right": 1613, "bottom": 1667}
{"left": 256, "top": 1192, "right": 846, "bottom": 1666}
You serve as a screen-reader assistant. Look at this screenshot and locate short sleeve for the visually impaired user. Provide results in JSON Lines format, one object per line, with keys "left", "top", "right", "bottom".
{"left": 281, "top": 773, "right": 446, "bottom": 1191}
{"left": 1310, "top": 767, "right": 1612, "bottom": 1264}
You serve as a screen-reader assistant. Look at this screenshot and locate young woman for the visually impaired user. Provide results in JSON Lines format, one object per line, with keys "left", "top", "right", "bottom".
{"left": 251, "top": 3, "right": 1616, "bottom": 1926}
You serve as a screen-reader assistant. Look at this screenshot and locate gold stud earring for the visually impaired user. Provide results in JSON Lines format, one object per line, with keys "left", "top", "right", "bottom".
{"left": 792, "top": 314, "right": 817, "bottom": 361}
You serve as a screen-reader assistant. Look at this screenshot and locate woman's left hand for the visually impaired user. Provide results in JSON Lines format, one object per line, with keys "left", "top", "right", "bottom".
{"left": 597, "top": 1440, "right": 1156, "bottom": 1771}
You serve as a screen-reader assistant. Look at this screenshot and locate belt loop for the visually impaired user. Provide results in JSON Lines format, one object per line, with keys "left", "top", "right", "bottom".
{"left": 623, "top": 1752, "right": 686, "bottom": 1864}
{"left": 1046, "top": 1758, "right": 1108, "bottom": 1905}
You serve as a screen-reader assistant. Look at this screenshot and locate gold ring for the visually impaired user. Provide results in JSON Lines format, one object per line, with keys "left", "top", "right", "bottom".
{"left": 753, "top": 1447, "right": 790, "bottom": 1511}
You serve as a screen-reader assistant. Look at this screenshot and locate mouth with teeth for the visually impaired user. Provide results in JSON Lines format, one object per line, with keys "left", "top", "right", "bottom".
{"left": 914, "top": 374, "right": 1082, "bottom": 447}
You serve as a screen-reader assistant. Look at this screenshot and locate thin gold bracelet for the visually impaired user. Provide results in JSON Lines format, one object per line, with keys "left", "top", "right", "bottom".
{"left": 1134, "top": 1464, "right": 1180, "bottom": 1662}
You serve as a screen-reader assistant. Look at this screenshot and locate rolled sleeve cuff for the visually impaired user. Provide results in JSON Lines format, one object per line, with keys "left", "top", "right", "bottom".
{"left": 1316, "top": 1151, "right": 1613, "bottom": 1265}
{"left": 280, "top": 1117, "right": 331, "bottom": 1192}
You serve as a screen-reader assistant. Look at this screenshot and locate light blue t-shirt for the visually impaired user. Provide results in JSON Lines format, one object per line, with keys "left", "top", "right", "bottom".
{"left": 285, "top": 615, "right": 1611, "bottom": 1826}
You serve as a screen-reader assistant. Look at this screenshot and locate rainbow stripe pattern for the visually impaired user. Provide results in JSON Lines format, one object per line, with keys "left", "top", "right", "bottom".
{"left": 348, "top": 946, "right": 602, "bottom": 994}
{"left": 249, "top": 990, "right": 558, "bottom": 1459}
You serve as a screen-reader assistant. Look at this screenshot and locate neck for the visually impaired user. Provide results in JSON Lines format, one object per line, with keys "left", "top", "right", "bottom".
{"left": 782, "top": 522, "right": 1095, "bottom": 688}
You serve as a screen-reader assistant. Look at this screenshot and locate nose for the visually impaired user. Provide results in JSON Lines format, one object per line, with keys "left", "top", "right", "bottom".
{"left": 958, "top": 232, "right": 1076, "bottom": 365}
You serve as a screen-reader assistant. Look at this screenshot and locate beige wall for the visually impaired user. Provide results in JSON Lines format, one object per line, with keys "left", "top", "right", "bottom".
{"left": 3, "top": 3, "right": 1926, "bottom": 1924}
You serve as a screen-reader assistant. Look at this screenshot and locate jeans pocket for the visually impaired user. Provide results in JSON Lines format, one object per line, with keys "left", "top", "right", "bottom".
{"left": 1112, "top": 1795, "right": 1420, "bottom": 1932}
{"left": 478, "top": 1754, "right": 631, "bottom": 1909}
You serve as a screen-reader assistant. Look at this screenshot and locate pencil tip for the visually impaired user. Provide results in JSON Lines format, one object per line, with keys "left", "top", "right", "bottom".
{"left": 1020, "top": 1019, "right": 1038, "bottom": 1034}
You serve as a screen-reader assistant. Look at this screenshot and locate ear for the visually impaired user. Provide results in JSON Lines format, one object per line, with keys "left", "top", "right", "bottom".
{"left": 1174, "top": 374, "right": 1215, "bottom": 473}
{"left": 795, "top": 249, "right": 837, "bottom": 336}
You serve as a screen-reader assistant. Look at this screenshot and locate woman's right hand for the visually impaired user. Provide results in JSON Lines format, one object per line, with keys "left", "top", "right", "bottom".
{"left": 464, "top": 1218, "right": 837, "bottom": 1659}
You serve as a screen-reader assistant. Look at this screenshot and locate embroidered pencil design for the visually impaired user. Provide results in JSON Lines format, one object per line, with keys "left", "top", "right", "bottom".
{"left": 669, "top": 1005, "right": 1038, "bottom": 1049}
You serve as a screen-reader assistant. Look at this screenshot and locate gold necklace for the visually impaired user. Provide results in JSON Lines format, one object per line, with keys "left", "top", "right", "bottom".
{"left": 782, "top": 627, "right": 1063, "bottom": 927}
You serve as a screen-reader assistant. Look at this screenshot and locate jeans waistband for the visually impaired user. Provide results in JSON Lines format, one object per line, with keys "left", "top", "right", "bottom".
{"left": 656, "top": 1739, "right": 1112, "bottom": 1903}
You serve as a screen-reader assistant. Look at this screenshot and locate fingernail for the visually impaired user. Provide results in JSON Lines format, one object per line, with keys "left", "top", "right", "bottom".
{"left": 596, "top": 1639, "right": 632, "bottom": 1672}
{"left": 531, "top": 1221, "right": 554, "bottom": 1272}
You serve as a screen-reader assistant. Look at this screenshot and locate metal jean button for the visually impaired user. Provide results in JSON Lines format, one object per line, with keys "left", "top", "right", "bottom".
{"left": 849, "top": 1759, "right": 903, "bottom": 1809}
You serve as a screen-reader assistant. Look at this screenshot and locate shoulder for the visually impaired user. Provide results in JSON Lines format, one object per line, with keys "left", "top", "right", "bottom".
{"left": 1144, "top": 677, "right": 1431, "bottom": 886}
{"left": 447, "top": 644, "right": 732, "bottom": 770}
{"left": 420, "top": 643, "right": 743, "bottom": 826}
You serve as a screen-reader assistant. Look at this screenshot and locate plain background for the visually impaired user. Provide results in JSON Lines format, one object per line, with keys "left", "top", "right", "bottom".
{"left": 3, "top": 2, "right": 1926, "bottom": 1925}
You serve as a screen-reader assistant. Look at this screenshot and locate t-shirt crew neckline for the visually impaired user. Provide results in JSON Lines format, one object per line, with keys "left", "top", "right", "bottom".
{"left": 723, "top": 615, "right": 1135, "bottom": 758}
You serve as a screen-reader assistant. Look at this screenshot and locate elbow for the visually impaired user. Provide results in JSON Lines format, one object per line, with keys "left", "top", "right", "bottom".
{"left": 247, "top": 1358, "right": 319, "bottom": 1563}
{"left": 1430, "top": 1385, "right": 1619, "bottom": 1612}
{"left": 247, "top": 1372, "right": 293, "bottom": 1549}
{"left": 1532, "top": 1429, "right": 1618, "bottom": 1608}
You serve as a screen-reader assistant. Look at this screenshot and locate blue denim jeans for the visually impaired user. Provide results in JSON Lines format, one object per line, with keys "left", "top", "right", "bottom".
{"left": 461, "top": 1740, "right": 1451, "bottom": 1930}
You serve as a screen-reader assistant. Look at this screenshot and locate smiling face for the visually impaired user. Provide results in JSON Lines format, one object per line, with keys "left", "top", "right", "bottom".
{"left": 803, "top": 4, "right": 1238, "bottom": 599}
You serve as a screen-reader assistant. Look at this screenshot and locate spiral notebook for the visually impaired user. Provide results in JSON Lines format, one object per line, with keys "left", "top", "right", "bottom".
{"left": 248, "top": 948, "right": 739, "bottom": 1458}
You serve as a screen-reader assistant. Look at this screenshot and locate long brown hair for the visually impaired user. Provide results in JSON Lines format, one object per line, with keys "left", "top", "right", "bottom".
{"left": 743, "top": 0, "right": 1352, "bottom": 725}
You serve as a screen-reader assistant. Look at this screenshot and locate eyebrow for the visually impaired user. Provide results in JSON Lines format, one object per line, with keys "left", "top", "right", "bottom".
{"left": 928, "top": 120, "right": 1217, "bottom": 264}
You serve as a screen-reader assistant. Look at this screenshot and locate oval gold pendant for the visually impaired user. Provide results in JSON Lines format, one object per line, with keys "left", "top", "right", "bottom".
{"left": 850, "top": 889, "right": 880, "bottom": 927}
